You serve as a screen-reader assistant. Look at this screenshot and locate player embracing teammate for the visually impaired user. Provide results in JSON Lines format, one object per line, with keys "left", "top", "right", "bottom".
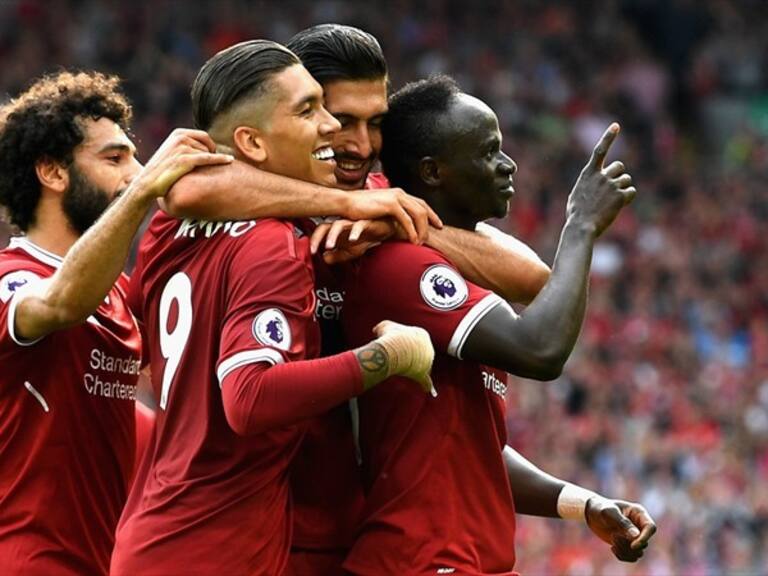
{"left": 0, "top": 24, "right": 657, "bottom": 576}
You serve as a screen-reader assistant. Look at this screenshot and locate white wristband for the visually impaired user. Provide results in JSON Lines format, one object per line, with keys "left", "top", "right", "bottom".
{"left": 557, "top": 483, "right": 598, "bottom": 520}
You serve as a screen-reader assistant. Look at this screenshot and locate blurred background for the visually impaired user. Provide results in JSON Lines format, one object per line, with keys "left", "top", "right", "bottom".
{"left": 1, "top": 0, "right": 767, "bottom": 573}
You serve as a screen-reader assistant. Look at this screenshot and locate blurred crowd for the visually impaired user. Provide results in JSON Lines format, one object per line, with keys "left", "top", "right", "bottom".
{"left": 2, "top": 0, "right": 767, "bottom": 574}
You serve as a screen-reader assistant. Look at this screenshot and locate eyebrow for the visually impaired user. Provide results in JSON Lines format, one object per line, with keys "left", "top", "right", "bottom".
{"left": 291, "top": 93, "right": 321, "bottom": 113}
{"left": 97, "top": 142, "right": 137, "bottom": 156}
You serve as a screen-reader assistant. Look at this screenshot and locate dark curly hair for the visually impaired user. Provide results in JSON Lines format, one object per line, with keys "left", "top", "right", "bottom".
{"left": 0, "top": 70, "right": 132, "bottom": 231}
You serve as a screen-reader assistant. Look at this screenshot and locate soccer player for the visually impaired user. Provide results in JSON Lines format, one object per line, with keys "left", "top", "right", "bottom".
{"left": 150, "top": 24, "right": 553, "bottom": 576}
{"left": 0, "top": 71, "right": 231, "bottom": 575}
{"left": 164, "top": 26, "right": 550, "bottom": 305}
{"left": 341, "top": 76, "right": 655, "bottom": 575}
{"left": 111, "top": 40, "right": 434, "bottom": 576}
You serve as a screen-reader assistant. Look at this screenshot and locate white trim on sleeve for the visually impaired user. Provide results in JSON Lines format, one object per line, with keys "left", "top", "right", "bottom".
{"left": 7, "top": 292, "right": 44, "bottom": 347}
{"left": 217, "top": 348, "right": 285, "bottom": 387}
{"left": 446, "top": 293, "right": 506, "bottom": 359}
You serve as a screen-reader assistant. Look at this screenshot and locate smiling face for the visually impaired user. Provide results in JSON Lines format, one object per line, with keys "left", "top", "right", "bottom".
{"left": 323, "top": 77, "right": 388, "bottom": 190}
{"left": 434, "top": 94, "right": 517, "bottom": 224}
{"left": 255, "top": 64, "right": 341, "bottom": 187}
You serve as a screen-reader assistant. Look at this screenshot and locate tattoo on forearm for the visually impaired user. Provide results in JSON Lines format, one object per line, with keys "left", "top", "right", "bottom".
{"left": 357, "top": 344, "right": 388, "bottom": 374}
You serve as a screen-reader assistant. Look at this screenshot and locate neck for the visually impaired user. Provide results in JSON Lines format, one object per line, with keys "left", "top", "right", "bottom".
{"left": 25, "top": 195, "right": 79, "bottom": 258}
{"left": 419, "top": 188, "right": 477, "bottom": 231}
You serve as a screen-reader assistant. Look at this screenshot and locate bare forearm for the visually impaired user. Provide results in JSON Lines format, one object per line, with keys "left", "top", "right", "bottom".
{"left": 15, "top": 189, "right": 154, "bottom": 340}
{"left": 503, "top": 446, "right": 564, "bottom": 517}
{"left": 427, "top": 225, "right": 550, "bottom": 304}
{"left": 163, "top": 161, "right": 352, "bottom": 220}
{"left": 511, "top": 220, "right": 594, "bottom": 367}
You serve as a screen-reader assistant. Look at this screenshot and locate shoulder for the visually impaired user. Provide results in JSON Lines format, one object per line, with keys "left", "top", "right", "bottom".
{"left": 350, "top": 241, "right": 470, "bottom": 307}
{"left": 0, "top": 246, "right": 51, "bottom": 305}
{"left": 358, "top": 241, "right": 452, "bottom": 274}
{"left": 234, "top": 218, "right": 309, "bottom": 262}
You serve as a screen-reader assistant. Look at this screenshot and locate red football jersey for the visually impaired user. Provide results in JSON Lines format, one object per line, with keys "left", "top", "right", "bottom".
{"left": 342, "top": 241, "right": 519, "bottom": 576}
{"left": 288, "top": 220, "right": 364, "bottom": 570}
{"left": 112, "top": 212, "right": 320, "bottom": 575}
{"left": 0, "top": 237, "right": 139, "bottom": 576}
{"left": 286, "top": 169, "right": 391, "bottom": 568}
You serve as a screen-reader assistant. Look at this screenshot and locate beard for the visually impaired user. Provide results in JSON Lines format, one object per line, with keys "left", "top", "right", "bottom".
{"left": 61, "top": 165, "right": 116, "bottom": 235}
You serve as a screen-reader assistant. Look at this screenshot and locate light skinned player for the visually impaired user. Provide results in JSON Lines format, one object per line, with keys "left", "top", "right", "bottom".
{"left": 111, "top": 40, "right": 434, "bottom": 576}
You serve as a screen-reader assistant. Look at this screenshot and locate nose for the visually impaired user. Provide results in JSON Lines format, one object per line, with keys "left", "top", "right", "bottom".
{"left": 349, "top": 123, "right": 373, "bottom": 159}
{"left": 124, "top": 155, "right": 143, "bottom": 186}
{"left": 319, "top": 107, "right": 341, "bottom": 136}
{"left": 498, "top": 152, "right": 517, "bottom": 176}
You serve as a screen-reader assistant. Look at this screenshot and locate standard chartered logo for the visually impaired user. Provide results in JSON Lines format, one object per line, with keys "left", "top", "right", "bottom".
{"left": 314, "top": 287, "right": 344, "bottom": 320}
{"left": 481, "top": 370, "right": 507, "bottom": 398}
{"left": 83, "top": 348, "right": 139, "bottom": 401}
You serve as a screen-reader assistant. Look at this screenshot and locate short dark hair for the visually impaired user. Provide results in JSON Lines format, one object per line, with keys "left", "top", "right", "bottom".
{"left": 380, "top": 75, "right": 460, "bottom": 190}
{"left": 0, "top": 70, "right": 131, "bottom": 232}
{"left": 191, "top": 39, "right": 299, "bottom": 131}
{"left": 287, "top": 24, "right": 387, "bottom": 85}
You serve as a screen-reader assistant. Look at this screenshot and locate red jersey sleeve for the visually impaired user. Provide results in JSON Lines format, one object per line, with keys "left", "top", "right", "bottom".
{"left": 215, "top": 231, "right": 317, "bottom": 384}
{"left": 215, "top": 222, "right": 363, "bottom": 436}
{"left": 0, "top": 264, "right": 46, "bottom": 349}
{"left": 344, "top": 241, "right": 505, "bottom": 358}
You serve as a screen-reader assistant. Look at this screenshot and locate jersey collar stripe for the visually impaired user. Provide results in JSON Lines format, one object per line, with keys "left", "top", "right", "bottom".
{"left": 446, "top": 293, "right": 505, "bottom": 360}
{"left": 216, "top": 348, "right": 285, "bottom": 386}
{"left": 9, "top": 237, "right": 63, "bottom": 269}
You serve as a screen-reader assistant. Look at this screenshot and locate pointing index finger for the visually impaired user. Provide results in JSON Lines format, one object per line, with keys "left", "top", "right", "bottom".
{"left": 588, "top": 122, "right": 620, "bottom": 171}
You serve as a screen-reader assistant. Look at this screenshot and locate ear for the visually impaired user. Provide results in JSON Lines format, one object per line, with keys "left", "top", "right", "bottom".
{"left": 418, "top": 156, "right": 440, "bottom": 187}
{"left": 233, "top": 126, "right": 268, "bottom": 164}
{"left": 35, "top": 157, "right": 69, "bottom": 194}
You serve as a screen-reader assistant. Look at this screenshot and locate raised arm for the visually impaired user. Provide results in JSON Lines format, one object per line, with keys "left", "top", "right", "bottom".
{"left": 426, "top": 223, "right": 550, "bottom": 305}
{"left": 14, "top": 129, "right": 232, "bottom": 342}
{"left": 503, "top": 446, "right": 656, "bottom": 562}
{"left": 163, "top": 160, "right": 442, "bottom": 244}
{"left": 461, "top": 124, "right": 637, "bottom": 379}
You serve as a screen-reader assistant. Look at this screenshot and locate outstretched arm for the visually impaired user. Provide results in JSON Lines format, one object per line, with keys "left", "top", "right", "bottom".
{"left": 163, "top": 160, "right": 441, "bottom": 244}
{"left": 503, "top": 446, "right": 656, "bottom": 562}
{"left": 461, "top": 124, "right": 637, "bottom": 379}
{"left": 14, "top": 129, "right": 232, "bottom": 342}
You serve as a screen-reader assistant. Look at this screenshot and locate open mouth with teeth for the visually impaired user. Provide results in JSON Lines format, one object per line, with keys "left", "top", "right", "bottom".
{"left": 312, "top": 146, "right": 335, "bottom": 161}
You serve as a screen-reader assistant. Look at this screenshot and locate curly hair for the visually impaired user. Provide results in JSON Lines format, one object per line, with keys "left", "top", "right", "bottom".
{"left": 0, "top": 70, "right": 132, "bottom": 231}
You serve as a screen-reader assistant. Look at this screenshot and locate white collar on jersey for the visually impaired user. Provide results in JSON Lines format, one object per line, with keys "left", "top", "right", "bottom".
{"left": 8, "top": 237, "right": 63, "bottom": 269}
